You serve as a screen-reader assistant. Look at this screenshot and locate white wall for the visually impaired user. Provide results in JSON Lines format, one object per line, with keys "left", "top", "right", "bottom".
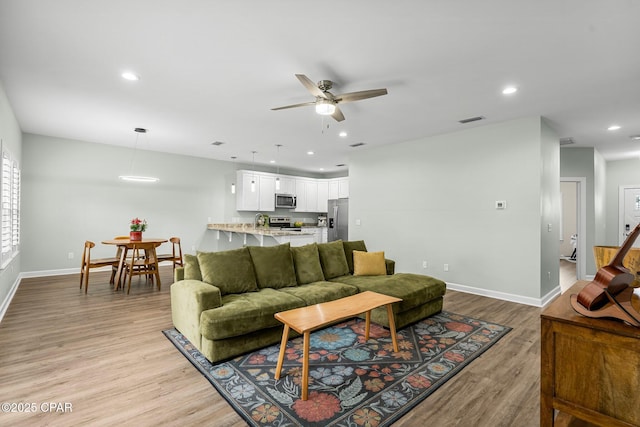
{"left": 0, "top": 81, "right": 22, "bottom": 317}
{"left": 21, "top": 134, "right": 239, "bottom": 272}
{"left": 349, "top": 116, "right": 559, "bottom": 302}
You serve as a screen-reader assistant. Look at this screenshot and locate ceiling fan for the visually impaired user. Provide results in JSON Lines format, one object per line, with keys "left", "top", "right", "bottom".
{"left": 271, "top": 74, "right": 388, "bottom": 122}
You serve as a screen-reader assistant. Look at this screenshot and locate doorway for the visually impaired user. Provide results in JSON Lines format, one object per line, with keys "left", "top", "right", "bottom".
{"left": 560, "top": 177, "right": 586, "bottom": 292}
{"left": 619, "top": 185, "right": 640, "bottom": 246}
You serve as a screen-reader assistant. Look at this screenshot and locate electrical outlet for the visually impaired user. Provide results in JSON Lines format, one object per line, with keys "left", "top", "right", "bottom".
{"left": 422, "top": 261, "right": 428, "bottom": 269}
{"left": 68, "top": 252, "right": 74, "bottom": 259}
{"left": 444, "top": 263, "right": 449, "bottom": 272}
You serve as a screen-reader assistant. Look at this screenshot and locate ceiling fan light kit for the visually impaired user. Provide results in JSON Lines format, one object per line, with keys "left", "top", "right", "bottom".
{"left": 272, "top": 74, "right": 388, "bottom": 122}
{"left": 315, "top": 99, "right": 336, "bottom": 115}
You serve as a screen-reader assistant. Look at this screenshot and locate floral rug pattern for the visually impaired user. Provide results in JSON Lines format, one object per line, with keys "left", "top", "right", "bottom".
{"left": 163, "top": 311, "right": 511, "bottom": 426}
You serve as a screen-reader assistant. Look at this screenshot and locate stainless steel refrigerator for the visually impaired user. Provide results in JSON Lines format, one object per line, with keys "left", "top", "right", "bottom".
{"left": 328, "top": 199, "right": 348, "bottom": 242}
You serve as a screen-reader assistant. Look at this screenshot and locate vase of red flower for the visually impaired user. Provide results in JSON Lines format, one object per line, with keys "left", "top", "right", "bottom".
{"left": 129, "top": 217, "right": 147, "bottom": 241}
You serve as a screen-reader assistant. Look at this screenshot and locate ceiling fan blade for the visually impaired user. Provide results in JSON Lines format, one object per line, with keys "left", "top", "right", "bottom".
{"left": 295, "top": 74, "right": 328, "bottom": 99}
{"left": 271, "top": 101, "right": 316, "bottom": 111}
{"left": 335, "top": 88, "right": 388, "bottom": 104}
{"left": 331, "top": 106, "right": 345, "bottom": 122}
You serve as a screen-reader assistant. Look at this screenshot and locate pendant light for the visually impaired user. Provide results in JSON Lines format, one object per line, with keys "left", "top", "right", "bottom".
{"left": 230, "top": 156, "right": 237, "bottom": 194}
{"left": 118, "top": 127, "right": 159, "bottom": 183}
{"left": 275, "top": 144, "right": 282, "bottom": 191}
{"left": 250, "top": 151, "right": 257, "bottom": 192}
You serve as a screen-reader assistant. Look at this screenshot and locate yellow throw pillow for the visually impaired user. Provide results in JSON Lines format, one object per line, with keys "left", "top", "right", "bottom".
{"left": 353, "top": 250, "right": 387, "bottom": 276}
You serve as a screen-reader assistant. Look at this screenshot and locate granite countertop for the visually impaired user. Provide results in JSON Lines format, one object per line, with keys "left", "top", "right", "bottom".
{"left": 207, "top": 224, "right": 314, "bottom": 236}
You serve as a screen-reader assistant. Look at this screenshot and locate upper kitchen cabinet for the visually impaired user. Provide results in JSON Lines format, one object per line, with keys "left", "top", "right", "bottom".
{"left": 317, "top": 180, "right": 329, "bottom": 212}
{"left": 275, "top": 176, "right": 295, "bottom": 195}
{"left": 236, "top": 170, "right": 275, "bottom": 211}
{"left": 328, "top": 177, "right": 349, "bottom": 199}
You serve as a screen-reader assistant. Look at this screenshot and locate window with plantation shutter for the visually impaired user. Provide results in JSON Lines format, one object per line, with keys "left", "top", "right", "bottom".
{"left": 1, "top": 149, "right": 20, "bottom": 268}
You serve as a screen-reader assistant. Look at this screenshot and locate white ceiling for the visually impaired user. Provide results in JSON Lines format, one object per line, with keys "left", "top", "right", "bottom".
{"left": 1, "top": 0, "right": 639, "bottom": 174}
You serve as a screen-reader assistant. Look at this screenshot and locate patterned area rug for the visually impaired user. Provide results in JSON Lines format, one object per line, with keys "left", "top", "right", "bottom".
{"left": 163, "top": 311, "right": 511, "bottom": 426}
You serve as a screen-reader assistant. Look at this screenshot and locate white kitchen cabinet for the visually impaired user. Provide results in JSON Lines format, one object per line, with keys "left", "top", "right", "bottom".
{"left": 307, "top": 227, "right": 328, "bottom": 243}
{"left": 328, "top": 177, "right": 349, "bottom": 200}
{"left": 338, "top": 178, "right": 349, "bottom": 198}
{"left": 328, "top": 180, "right": 339, "bottom": 199}
{"left": 317, "top": 180, "right": 328, "bottom": 212}
{"left": 236, "top": 171, "right": 259, "bottom": 211}
{"left": 259, "top": 175, "right": 275, "bottom": 211}
{"left": 236, "top": 170, "right": 275, "bottom": 211}
{"left": 275, "top": 176, "right": 295, "bottom": 194}
{"left": 295, "top": 179, "right": 321, "bottom": 212}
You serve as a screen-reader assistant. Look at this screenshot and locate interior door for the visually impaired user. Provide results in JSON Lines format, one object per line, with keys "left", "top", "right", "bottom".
{"left": 621, "top": 187, "right": 640, "bottom": 246}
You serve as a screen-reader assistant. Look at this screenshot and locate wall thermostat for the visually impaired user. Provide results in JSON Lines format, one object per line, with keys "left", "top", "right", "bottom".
{"left": 495, "top": 200, "right": 507, "bottom": 209}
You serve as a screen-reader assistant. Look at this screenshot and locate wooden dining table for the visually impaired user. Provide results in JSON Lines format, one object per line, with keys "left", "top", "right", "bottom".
{"left": 101, "top": 238, "right": 167, "bottom": 290}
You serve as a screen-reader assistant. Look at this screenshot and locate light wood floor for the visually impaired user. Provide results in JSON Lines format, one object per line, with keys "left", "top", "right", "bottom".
{"left": 0, "top": 268, "right": 543, "bottom": 426}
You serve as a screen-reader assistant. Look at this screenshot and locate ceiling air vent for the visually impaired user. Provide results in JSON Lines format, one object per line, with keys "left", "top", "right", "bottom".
{"left": 349, "top": 142, "right": 366, "bottom": 148}
{"left": 559, "top": 137, "right": 575, "bottom": 146}
{"left": 335, "top": 163, "right": 346, "bottom": 167}
{"left": 211, "top": 141, "right": 225, "bottom": 146}
{"left": 458, "top": 116, "right": 485, "bottom": 124}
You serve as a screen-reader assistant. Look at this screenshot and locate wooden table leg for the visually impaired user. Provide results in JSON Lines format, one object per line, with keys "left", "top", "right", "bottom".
{"left": 386, "top": 304, "right": 399, "bottom": 352}
{"left": 302, "top": 331, "right": 310, "bottom": 400}
{"left": 275, "top": 325, "right": 289, "bottom": 381}
{"left": 114, "top": 246, "right": 128, "bottom": 291}
{"left": 365, "top": 310, "right": 371, "bottom": 341}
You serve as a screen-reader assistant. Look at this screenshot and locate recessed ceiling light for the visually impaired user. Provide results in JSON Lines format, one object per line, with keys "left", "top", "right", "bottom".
{"left": 307, "top": 151, "right": 314, "bottom": 155}
{"left": 319, "top": 168, "right": 325, "bottom": 171}
{"left": 121, "top": 71, "right": 139, "bottom": 81}
{"left": 339, "top": 131, "right": 348, "bottom": 137}
{"left": 502, "top": 86, "right": 518, "bottom": 95}
{"left": 608, "top": 125, "right": 621, "bottom": 131}
{"left": 269, "top": 160, "right": 276, "bottom": 164}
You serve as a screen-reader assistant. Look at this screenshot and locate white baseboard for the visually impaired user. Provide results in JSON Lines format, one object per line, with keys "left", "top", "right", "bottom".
{"left": 0, "top": 273, "right": 22, "bottom": 323}
{"left": 447, "top": 281, "right": 558, "bottom": 308}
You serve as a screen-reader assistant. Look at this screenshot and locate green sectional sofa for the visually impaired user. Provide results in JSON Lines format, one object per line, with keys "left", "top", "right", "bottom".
{"left": 170, "top": 240, "right": 446, "bottom": 363}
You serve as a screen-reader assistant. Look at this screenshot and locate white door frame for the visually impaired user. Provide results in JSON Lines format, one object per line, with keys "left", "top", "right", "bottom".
{"left": 561, "top": 177, "right": 586, "bottom": 280}
{"left": 618, "top": 184, "right": 640, "bottom": 245}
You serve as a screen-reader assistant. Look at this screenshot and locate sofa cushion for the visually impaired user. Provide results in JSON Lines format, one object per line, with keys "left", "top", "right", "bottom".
{"left": 279, "top": 281, "right": 358, "bottom": 305}
{"left": 317, "top": 240, "right": 350, "bottom": 279}
{"left": 197, "top": 248, "right": 258, "bottom": 295}
{"left": 353, "top": 250, "right": 387, "bottom": 276}
{"left": 290, "top": 243, "right": 325, "bottom": 284}
{"left": 342, "top": 240, "right": 368, "bottom": 273}
{"left": 248, "top": 243, "right": 298, "bottom": 289}
{"left": 183, "top": 254, "right": 202, "bottom": 281}
{"left": 329, "top": 273, "right": 446, "bottom": 314}
{"left": 199, "top": 288, "right": 305, "bottom": 340}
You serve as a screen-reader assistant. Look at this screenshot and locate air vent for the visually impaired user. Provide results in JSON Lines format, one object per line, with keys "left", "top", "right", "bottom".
{"left": 335, "top": 163, "right": 346, "bottom": 167}
{"left": 559, "top": 137, "right": 575, "bottom": 146}
{"left": 458, "top": 116, "right": 485, "bottom": 124}
{"left": 349, "top": 142, "right": 366, "bottom": 148}
{"left": 211, "top": 141, "right": 225, "bottom": 146}
{"left": 630, "top": 135, "right": 640, "bottom": 141}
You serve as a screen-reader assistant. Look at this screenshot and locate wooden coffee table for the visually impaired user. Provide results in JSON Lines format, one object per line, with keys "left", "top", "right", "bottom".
{"left": 274, "top": 291, "right": 402, "bottom": 400}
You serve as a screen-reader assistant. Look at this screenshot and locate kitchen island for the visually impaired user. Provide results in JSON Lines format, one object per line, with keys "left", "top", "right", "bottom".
{"left": 207, "top": 224, "right": 315, "bottom": 247}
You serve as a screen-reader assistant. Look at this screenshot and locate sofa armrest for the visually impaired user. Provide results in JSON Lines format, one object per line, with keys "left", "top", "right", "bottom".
{"left": 385, "top": 259, "right": 395, "bottom": 275}
{"left": 170, "top": 280, "right": 222, "bottom": 350}
{"left": 174, "top": 266, "right": 185, "bottom": 282}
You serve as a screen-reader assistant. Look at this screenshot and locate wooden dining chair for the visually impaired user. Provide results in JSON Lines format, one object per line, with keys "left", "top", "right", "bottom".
{"left": 79, "top": 241, "right": 120, "bottom": 294}
{"left": 123, "top": 242, "right": 161, "bottom": 294}
{"left": 110, "top": 235, "right": 130, "bottom": 285}
{"left": 157, "top": 237, "right": 184, "bottom": 271}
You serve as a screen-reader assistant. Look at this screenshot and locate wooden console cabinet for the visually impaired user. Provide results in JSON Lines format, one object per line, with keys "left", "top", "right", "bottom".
{"left": 541, "top": 281, "right": 640, "bottom": 427}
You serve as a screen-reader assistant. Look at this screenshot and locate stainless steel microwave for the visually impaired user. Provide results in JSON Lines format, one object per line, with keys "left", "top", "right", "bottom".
{"left": 275, "top": 193, "right": 296, "bottom": 209}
